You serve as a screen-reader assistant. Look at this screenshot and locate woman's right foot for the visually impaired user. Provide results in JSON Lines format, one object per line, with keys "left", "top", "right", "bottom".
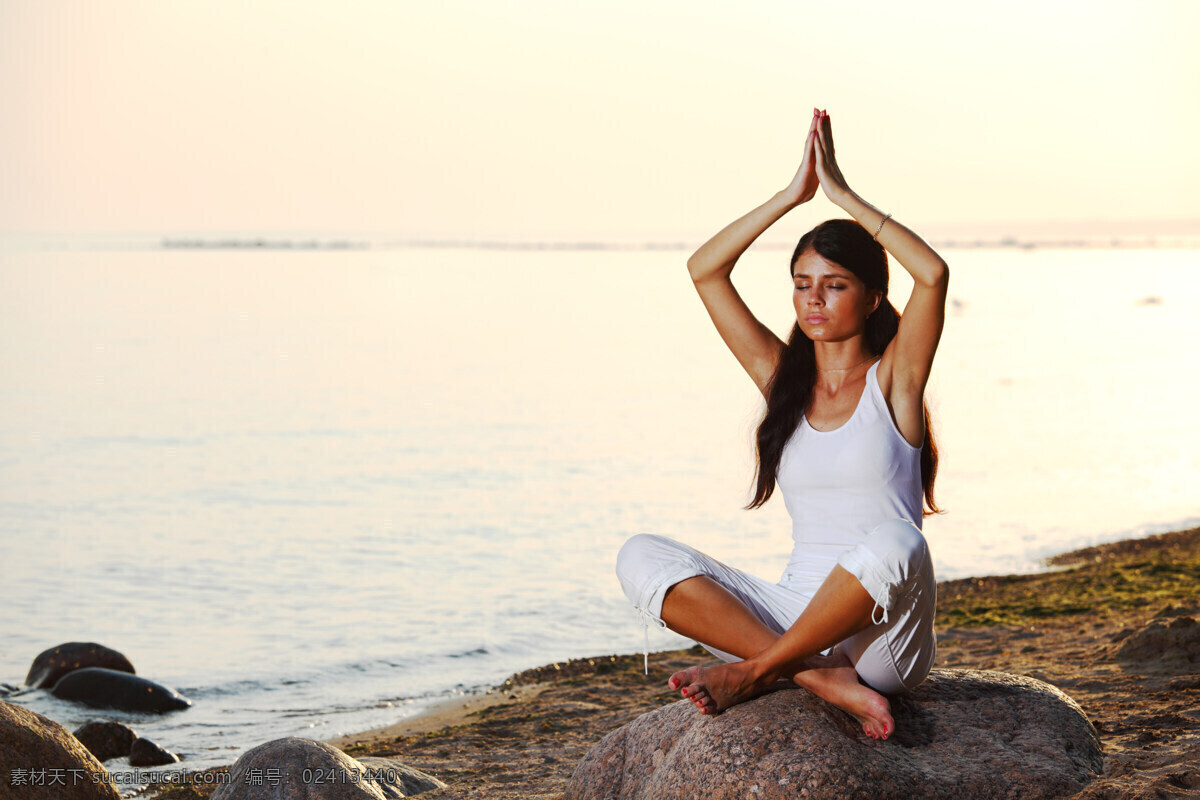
{"left": 792, "top": 653, "right": 894, "bottom": 739}
{"left": 667, "top": 661, "right": 773, "bottom": 715}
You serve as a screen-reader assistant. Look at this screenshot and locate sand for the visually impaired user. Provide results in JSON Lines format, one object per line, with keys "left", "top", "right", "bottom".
{"left": 150, "top": 527, "right": 1200, "bottom": 799}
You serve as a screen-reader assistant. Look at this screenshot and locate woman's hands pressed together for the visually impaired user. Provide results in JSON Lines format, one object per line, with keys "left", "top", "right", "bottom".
{"left": 780, "top": 110, "right": 822, "bottom": 207}
{"left": 812, "top": 109, "right": 853, "bottom": 208}
{"left": 782, "top": 108, "right": 854, "bottom": 209}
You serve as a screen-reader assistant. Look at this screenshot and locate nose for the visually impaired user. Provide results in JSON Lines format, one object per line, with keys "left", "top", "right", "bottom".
{"left": 807, "top": 288, "right": 825, "bottom": 307}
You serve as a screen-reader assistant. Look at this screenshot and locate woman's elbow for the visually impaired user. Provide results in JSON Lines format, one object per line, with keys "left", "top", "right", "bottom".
{"left": 686, "top": 257, "right": 710, "bottom": 285}
{"left": 687, "top": 255, "right": 731, "bottom": 285}
{"left": 922, "top": 259, "right": 949, "bottom": 290}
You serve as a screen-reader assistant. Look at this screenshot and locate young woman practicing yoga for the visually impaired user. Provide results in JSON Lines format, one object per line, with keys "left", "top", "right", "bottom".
{"left": 616, "top": 108, "right": 948, "bottom": 740}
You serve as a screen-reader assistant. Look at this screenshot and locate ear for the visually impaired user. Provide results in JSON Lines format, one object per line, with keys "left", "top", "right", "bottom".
{"left": 867, "top": 290, "right": 883, "bottom": 316}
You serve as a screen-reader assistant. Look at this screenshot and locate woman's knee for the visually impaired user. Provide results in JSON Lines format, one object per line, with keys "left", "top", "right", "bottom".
{"left": 616, "top": 533, "right": 668, "bottom": 575}
{"left": 837, "top": 519, "right": 932, "bottom": 623}
{"left": 615, "top": 534, "right": 687, "bottom": 602}
{"left": 865, "top": 519, "right": 928, "bottom": 576}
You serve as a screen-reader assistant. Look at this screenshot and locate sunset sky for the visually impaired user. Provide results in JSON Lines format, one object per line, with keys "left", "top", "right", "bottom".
{"left": 2, "top": 1, "right": 1197, "bottom": 240}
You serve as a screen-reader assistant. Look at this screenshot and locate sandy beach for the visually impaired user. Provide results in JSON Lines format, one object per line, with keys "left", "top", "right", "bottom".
{"left": 150, "top": 527, "right": 1199, "bottom": 799}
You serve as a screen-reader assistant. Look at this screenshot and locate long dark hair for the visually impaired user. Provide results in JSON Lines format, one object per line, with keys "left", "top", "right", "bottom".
{"left": 747, "top": 219, "right": 940, "bottom": 515}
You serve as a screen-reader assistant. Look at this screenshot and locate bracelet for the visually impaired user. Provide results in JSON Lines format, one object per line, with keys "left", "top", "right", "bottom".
{"left": 872, "top": 213, "right": 892, "bottom": 240}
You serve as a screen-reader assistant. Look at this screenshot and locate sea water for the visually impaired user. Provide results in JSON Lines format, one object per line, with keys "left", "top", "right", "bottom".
{"left": 1, "top": 241, "right": 1197, "bottom": 783}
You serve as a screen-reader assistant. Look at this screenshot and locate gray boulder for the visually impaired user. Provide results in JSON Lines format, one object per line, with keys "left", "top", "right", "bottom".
{"left": 567, "top": 669, "right": 1102, "bottom": 800}
{"left": 211, "top": 737, "right": 446, "bottom": 799}
{"left": 129, "top": 736, "right": 179, "bottom": 766}
{"left": 73, "top": 721, "right": 138, "bottom": 762}
{"left": 25, "top": 643, "right": 135, "bottom": 690}
{"left": 50, "top": 668, "right": 191, "bottom": 712}
{"left": 0, "top": 700, "right": 121, "bottom": 800}
{"left": 359, "top": 756, "right": 447, "bottom": 797}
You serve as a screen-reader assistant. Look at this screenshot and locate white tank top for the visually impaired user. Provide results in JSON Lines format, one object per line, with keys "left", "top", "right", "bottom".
{"left": 776, "top": 361, "right": 923, "bottom": 593}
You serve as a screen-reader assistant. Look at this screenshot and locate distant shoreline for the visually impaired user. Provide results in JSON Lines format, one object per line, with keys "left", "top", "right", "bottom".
{"left": 3, "top": 232, "right": 1199, "bottom": 253}
{"left": 156, "top": 235, "right": 1200, "bottom": 251}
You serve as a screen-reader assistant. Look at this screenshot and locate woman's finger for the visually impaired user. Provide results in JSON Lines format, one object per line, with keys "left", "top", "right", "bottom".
{"left": 820, "top": 111, "right": 835, "bottom": 155}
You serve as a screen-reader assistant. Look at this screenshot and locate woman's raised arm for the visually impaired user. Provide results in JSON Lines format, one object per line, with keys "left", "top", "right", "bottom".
{"left": 812, "top": 110, "right": 949, "bottom": 444}
{"left": 688, "top": 111, "right": 823, "bottom": 396}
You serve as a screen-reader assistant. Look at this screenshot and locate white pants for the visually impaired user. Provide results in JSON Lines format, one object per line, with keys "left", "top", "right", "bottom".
{"left": 615, "top": 519, "right": 936, "bottom": 694}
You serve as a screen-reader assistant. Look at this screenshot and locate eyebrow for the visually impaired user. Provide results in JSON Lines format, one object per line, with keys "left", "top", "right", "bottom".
{"left": 792, "top": 273, "right": 851, "bottom": 280}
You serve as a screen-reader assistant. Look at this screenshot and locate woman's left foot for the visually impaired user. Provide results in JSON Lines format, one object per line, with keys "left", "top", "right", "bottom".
{"left": 667, "top": 661, "right": 773, "bottom": 715}
{"left": 791, "top": 653, "right": 895, "bottom": 739}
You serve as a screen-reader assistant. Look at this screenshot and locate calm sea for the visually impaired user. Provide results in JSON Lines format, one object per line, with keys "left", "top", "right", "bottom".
{"left": 1, "top": 241, "right": 1197, "bottom": 783}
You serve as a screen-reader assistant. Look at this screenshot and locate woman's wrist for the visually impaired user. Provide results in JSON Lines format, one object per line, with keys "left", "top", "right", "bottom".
{"left": 836, "top": 191, "right": 890, "bottom": 233}
{"left": 830, "top": 187, "right": 864, "bottom": 215}
{"left": 772, "top": 189, "right": 806, "bottom": 212}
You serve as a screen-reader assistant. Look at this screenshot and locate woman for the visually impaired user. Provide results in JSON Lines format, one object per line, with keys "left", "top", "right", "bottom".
{"left": 616, "top": 108, "right": 948, "bottom": 741}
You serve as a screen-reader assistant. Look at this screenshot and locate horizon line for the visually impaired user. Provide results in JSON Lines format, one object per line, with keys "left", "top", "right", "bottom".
{"left": 3, "top": 232, "right": 1199, "bottom": 253}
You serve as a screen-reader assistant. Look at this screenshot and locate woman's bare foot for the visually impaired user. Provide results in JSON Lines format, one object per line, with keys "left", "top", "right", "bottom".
{"left": 667, "top": 654, "right": 894, "bottom": 739}
{"left": 792, "top": 652, "right": 894, "bottom": 739}
{"left": 667, "top": 661, "right": 774, "bottom": 715}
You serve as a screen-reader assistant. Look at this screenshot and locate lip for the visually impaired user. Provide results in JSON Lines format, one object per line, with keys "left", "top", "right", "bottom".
{"left": 804, "top": 315, "right": 828, "bottom": 324}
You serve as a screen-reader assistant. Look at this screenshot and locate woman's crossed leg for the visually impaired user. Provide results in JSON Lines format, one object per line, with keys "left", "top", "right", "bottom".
{"left": 615, "top": 523, "right": 935, "bottom": 740}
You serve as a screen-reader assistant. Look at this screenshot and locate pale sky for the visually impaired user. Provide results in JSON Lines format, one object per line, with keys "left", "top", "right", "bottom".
{"left": 2, "top": 0, "right": 1197, "bottom": 240}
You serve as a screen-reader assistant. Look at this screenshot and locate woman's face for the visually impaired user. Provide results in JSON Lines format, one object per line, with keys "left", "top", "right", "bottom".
{"left": 792, "top": 250, "right": 882, "bottom": 342}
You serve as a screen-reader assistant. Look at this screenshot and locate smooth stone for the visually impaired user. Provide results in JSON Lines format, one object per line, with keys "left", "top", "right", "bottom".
{"left": 566, "top": 668, "right": 1103, "bottom": 800}
{"left": 0, "top": 700, "right": 121, "bottom": 800}
{"left": 358, "top": 756, "right": 447, "bottom": 796}
{"left": 211, "top": 737, "right": 447, "bottom": 799}
{"left": 26, "top": 642, "right": 136, "bottom": 690}
{"left": 51, "top": 668, "right": 191, "bottom": 713}
{"left": 129, "top": 736, "right": 179, "bottom": 767}
{"left": 72, "top": 721, "right": 139, "bottom": 762}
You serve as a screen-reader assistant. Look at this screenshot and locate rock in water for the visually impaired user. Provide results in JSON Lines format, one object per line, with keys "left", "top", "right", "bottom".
{"left": 567, "top": 669, "right": 1102, "bottom": 800}
{"left": 0, "top": 700, "right": 121, "bottom": 800}
{"left": 73, "top": 721, "right": 139, "bottom": 762}
{"left": 25, "top": 643, "right": 136, "bottom": 689}
{"left": 211, "top": 737, "right": 447, "bottom": 799}
{"left": 129, "top": 737, "right": 179, "bottom": 766}
{"left": 51, "top": 668, "right": 191, "bottom": 712}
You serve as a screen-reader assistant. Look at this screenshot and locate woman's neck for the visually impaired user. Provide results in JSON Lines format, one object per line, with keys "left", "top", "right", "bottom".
{"left": 813, "top": 342, "right": 875, "bottom": 392}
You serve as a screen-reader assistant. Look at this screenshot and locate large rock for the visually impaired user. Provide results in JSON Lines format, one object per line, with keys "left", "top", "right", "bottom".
{"left": 50, "top": 668, "right": 191, "bottom": 712}
{"left": 567, "top": 669, "right": 1102, "bottom": 800}
{"left": 211, "top": 737, "right": 447, "bottom": 799}
{"left": 0, "top": 700, "right": 121, "bottom": 800}
{"left": 25, "top": 643, "right": 135, "bottom": 689}
{"left": 73, "top": 721, "right": 138, "bottom": 762}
